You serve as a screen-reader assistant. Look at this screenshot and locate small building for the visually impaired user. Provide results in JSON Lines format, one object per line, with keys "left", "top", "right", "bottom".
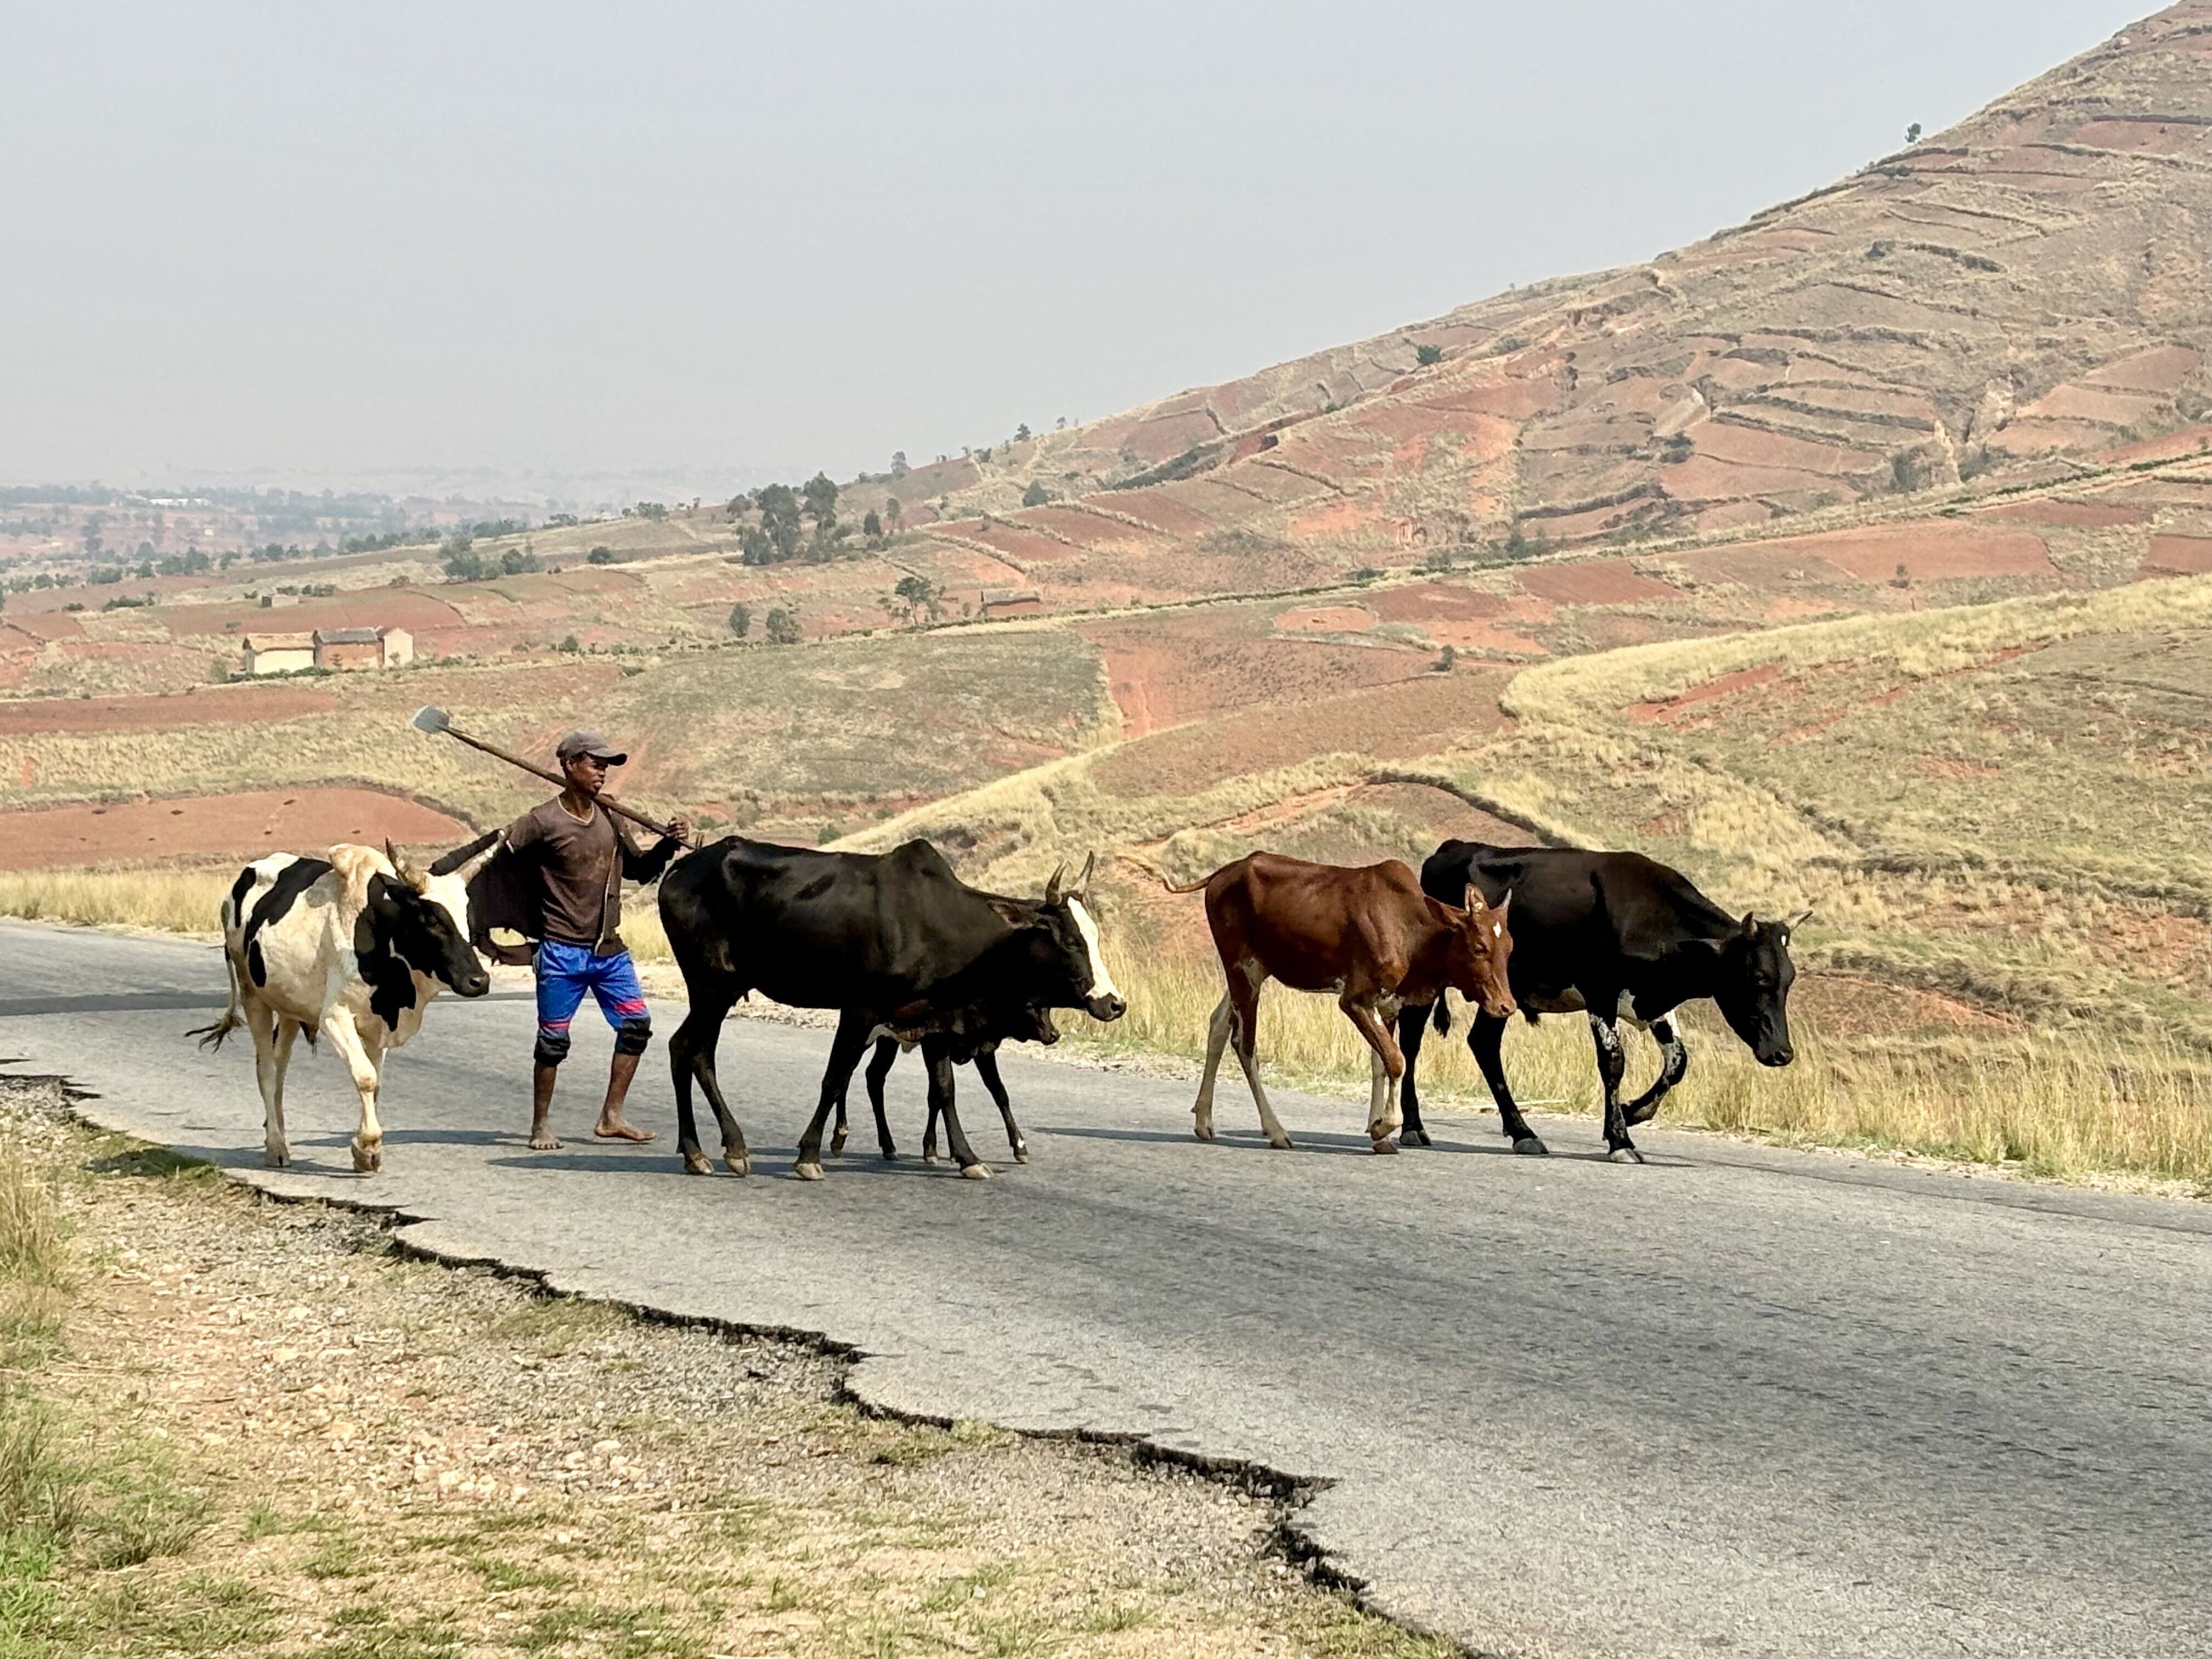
{"left": 979, "top": 589, "right": 1043, "bottom": 619}
{"left": 241, "top": 624, "right": 414, "bottom": 675}
{"left": 241, "top": 631, "right": 314, "bottom": 675}
{"left": 312, "top": 626, "right": 414, "bottom": 670}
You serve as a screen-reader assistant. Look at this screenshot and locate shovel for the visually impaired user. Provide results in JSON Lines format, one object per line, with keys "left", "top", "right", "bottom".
{"left": 410, "top": 705, "right": 692, "bottom": 844}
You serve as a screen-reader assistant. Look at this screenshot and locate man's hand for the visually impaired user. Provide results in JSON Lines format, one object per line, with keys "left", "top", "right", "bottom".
{"left": 664, "top": 816, "right": 692, "bottom": 847}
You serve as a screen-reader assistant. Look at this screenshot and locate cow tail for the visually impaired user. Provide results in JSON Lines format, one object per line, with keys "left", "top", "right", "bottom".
{"left": 189, "top": 947, "right": 246, "bottom": 1052}
{"left": 1431, "top": 996, "right": 1452, "bottom": 1037}
{"left": 1120, "top": 854, "right": 1210, "bottom": 895}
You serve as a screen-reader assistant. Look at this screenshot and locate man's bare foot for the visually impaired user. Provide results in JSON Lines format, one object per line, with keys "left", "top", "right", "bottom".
{"left": 529, "top": 1128, "right": 562, "bottom": 1150}
{"left": 593, "top": 1119, "right": 656, "bottom": 1143}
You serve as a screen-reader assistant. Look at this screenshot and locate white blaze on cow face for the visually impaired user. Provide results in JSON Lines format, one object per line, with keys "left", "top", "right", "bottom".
{"left": 1066, "top": 898, "right": 1121, "bottom": 1007}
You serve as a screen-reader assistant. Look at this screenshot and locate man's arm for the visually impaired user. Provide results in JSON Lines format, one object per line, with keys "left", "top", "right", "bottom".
{"left": 616, "top": 814, "right": 690, "bottom": 883}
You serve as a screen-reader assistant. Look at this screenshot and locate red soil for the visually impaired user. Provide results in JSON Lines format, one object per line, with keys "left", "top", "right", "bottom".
{"left": 1767, "top": 522, "right": 2053, "bottom": 583}
{"left": 1091, "top": 670, "right": 1514, "bottom": 799}
{"left": 1982, "top": 499, "right": 2149, "bottom": 528}
{"left": 0, "top": 685, "right": 339, "bottom": 736}
{"left": 2145, "top": 534, "right": 2212, "bottom": 575}
{"left": 1629, "top": 665, "right": 1786, "bottom": 724}
{"left": 1273, "top": 606, "right": 1374, "bottom": 634}
{"left": 2083, "top": 343, "right": 2202, "bottom": 392}
{"left": 0, "top": 787, "right": 471, "bottom": 871}
{"left": 1516, "top": 560, "right": 1679, "bottom": 606}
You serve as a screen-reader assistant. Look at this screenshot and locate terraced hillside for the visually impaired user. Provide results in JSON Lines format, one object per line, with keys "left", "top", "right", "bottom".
{"left": 889, "top": 4, "right": 2212, "bottom": 588}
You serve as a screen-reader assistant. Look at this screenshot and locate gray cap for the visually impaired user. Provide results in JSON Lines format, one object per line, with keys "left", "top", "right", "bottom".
{"left": 555, "top": 730, "right": 628, "bottom": 765}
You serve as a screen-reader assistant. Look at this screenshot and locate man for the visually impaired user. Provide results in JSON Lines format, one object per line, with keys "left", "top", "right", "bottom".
{"left": 489, "top": 730, "right": 689, "bottom": 1150}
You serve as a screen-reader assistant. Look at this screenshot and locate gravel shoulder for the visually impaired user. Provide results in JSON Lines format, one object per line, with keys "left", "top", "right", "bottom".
{"left": 0, "top": 1075, "right": 1448, "bottom": 1659}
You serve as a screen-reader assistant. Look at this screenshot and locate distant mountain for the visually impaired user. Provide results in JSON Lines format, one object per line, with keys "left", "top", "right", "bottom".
{"left": 902, "top": 3, "right": 2212, "bottom": 579}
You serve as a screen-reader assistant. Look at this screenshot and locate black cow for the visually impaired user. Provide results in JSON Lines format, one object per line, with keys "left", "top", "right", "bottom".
{"left": 1395, "top": 841, "right": 1803, "bottom": 1163}
{"left": 832, "top": 1003, "right": 1058, "bottom": 1165}
{"left": 659, "top": 839, "right": 1123, "bottom": 1180}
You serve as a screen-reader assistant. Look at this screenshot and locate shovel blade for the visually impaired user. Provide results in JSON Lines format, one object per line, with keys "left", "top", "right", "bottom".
{"left": 410, "top": 705, "right": 451, "bottom": 735}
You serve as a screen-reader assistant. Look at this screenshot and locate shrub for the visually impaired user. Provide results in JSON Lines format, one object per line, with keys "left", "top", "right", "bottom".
{"left": 1021, "top": 481, "right": 1051, "bottom": 507}
{"left": 586, "top": 545, "right": 615, "bottom": 565}
{"left": 764, "top": 607, "right": 802, "bottom": 646}
{"left": 727, "top": 602, "right": 752, "bottom": 639}
{"left": 1414, "top": 343, "right": 1443, "bottom": 366}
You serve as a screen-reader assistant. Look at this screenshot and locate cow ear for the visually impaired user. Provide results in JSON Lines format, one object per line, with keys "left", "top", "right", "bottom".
{"left": 1462, "top": 883, "right": 1486, "bottom": 916}
{"left": 1741, "top": 911, "right": 1758, "bottom": 936}
{"left": 985, "top": 896, "right": 1030, "bottom": 926}
{"left": 1044, "top": 862, "right": 1067, "bottom": 904}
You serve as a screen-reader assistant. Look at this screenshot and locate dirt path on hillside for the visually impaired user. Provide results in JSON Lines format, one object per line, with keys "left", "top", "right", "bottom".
{"left": 0, "top": 1078, "right": 1443, "bottom": 1659}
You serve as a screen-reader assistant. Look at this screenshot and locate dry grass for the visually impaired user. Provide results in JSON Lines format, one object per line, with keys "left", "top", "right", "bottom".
{"left": 0, "top": 868, "right": 233, "bottom": 938}
{"left": 0, "top": 1082, "right": 1451, "bottom": 1659}
{"left": 1062, "top": 947, "right": 2212, "bottom": 1188}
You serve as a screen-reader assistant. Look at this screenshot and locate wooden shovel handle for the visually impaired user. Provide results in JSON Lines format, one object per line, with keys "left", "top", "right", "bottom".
{"left": 439, "top": 726, "right": 687, "bottom": 844}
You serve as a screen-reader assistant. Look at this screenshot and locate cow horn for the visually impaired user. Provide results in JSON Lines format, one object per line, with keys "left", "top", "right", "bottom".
{"left": 1075, "top": 851, "right": 1097, "bottom": 899}
{"left": 1045, "top": 862, "right": 1067, "bottom": 904}
{"left": 1786, "top": 907, "right": 1814, "bottom": 931}
{"left": 1741, "top": 911, "right": 1758, "bottom": 935}
{"left": 385, "top": 838, "right": 423, "bottom": 887}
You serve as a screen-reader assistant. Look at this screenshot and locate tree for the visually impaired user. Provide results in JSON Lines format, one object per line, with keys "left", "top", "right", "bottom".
{"left": 558, "top": 634, "right": 581, "bottom": 652}
{"left": 753, "top": 483, "right": 803, "bottom": 562}
{"left": 1022, "top": 481, "right": 1051, "bottom": 507}
{"left": 500, "top": 546, "right": 540, "bottom": 575}
{"left": 587, "top": 545, "right": 616, "bottom": 565}
{"left": 884, "top": 496, "right": 902, "bottom": 528}
{"left": 728, "top": 601, "right": 752, "bottom": 638}
{"left": 862, "top": 509, "right": 882, "bottom": 539}
{"left": 882, "top": 574, "right": 945, "bottom": 627}
{"left": 765, "top": 606, "right": 802, "bottom": 645}
{"left": 1014, "top": 422, "right": 1031, "bottom": 442}
{"left": 890, "top": 451, "right": 910, "bottom": 477}
{"left": 802, "top": 472, "right": 839, "bottom": 539}
{"left": 1906, "top": 122, "right": 1922, "bottom": 144}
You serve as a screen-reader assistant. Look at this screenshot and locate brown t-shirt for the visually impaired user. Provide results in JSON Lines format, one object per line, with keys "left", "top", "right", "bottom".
{"left": 501, "top": 797, "right": 674, "bottom": 955}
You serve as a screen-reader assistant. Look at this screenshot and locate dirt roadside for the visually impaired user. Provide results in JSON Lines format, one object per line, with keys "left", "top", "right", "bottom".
{"left": 0, "top": 1076, "right": 1451, "bottom": 1659}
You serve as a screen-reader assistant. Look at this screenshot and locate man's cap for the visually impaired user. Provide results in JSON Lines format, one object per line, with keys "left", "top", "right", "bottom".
{"left": 555, "top": 730, "right": 628, "bottom": 766}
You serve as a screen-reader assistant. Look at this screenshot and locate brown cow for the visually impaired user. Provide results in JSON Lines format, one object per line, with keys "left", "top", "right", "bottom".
{"left": 1144, "top": 851, "right": 1515, "bottom": 1153}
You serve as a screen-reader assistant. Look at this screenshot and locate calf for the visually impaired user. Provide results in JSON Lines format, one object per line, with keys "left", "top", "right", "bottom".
{"left": 193, "top": 840, "right": 494, "bottom": 1171}
{"left": 1395, "top": 840, "right": 1804, "bottom": 1163}
{"left": 660, "top": 839, "right": 1123, "bottom": 1181}
{"left": 1148, "top": 851, "right": 1515, "bottom": 1153}
{"left": 832, "top": 1004, "right": 1059, "bottom": 1165}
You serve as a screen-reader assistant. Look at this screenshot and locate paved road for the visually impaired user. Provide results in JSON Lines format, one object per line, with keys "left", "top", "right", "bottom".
{"left": 4, "top": 919, "right": 2208, "bottom": 1658}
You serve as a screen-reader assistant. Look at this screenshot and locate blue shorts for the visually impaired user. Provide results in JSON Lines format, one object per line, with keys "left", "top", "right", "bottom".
{"left": 533, "top": 939, "right": 650, "bottom": 1040}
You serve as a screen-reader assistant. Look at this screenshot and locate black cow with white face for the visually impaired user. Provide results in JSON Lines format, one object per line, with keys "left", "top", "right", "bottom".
{"left": 193, "top": 840, "right": 494, "bottom": 1172}
{"left": 1394, "top": 841, "right": 1803, "bottom": 1163}
{"left": 659, "top": 838, "right": 1124, "bottom": 1180}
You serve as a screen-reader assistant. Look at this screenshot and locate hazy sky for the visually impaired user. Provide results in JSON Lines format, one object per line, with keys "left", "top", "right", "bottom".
{"left": 1, "top": 2, "right": 2153, "bottom": 504}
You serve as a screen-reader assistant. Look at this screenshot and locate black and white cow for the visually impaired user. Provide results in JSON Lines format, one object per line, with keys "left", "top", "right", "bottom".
{"left": 1395, "top": 840, "right": 1804, "bottom": 1163}
{"left": 193, "top": 840, "right": 493, "bottom": 1172}
{"left": 832, "top": 1002, "right": 1060, "bottom": 1165}
{"left": 660, "top": 839, "right": 1123, "bottom": 1181}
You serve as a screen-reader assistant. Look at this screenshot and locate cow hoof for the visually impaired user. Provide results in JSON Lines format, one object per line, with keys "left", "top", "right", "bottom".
{"left": 1013, "top": 1148, "right": 1029, "bottom": 1164}
{"left": 879, "top": 1148, "right": 900, "bottom": 1162}
{"left": 683, "top": 1152, "right": 713, "bottom": 1176}
{"left": 351, "top": 1143, "right": 381, "bottom": 1174}
{"left": 1403, "top": 1128, "right": 1432, "bottom": 1148}
{"left": 1370, "top": 1137, "right": 1399, "bottom": 1155}
{"left": 922, "top": 1152, "right": 939, "bottom": 1166}
{"left": 958, "top": 1162, "right": 992, "bottom": 1180}
{"left": 1607, "top": 1147, "right": 1646, "bottom": 1165}
{"left": 830, "top": 1130, "right": 848, "bottom": 1155}
{"left": 1512, "top": 1137, "right": 1550, "bottom": 1156}
{"left": 264, "top": 1146, "right": 289, "bottom": 1169}
{"left": 1193, "top": 1122, "right": 1216, "bottom": 1142}
{"left": 724, "top": 1151, "right": 749, "bottom": 1177}
{"left": 1267, "top": 1136, "right": 1295, "bottom": 1152}
{"left": 793, "top": 1161, "right": 824, "bottom": 1182}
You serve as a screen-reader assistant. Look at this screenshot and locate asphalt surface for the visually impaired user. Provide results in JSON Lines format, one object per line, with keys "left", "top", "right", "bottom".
{"left": 4, "top": 918, "right": 2208, "bottom": 1659}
